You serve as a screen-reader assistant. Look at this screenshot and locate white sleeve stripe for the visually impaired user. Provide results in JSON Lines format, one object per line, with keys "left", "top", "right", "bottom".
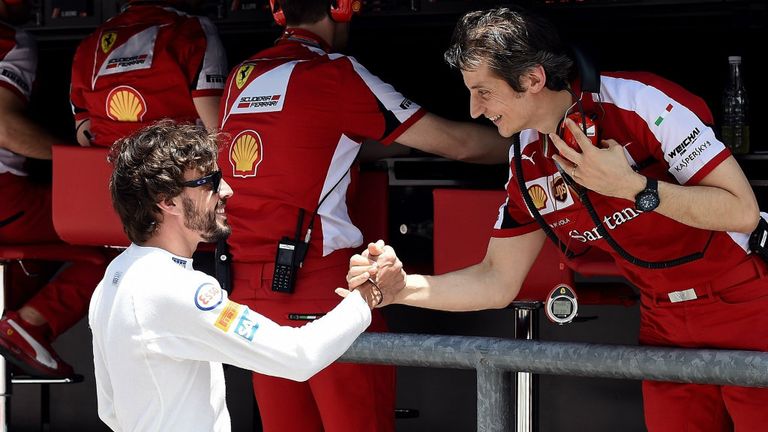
{"left": 318, "top": 134, "right": 363, "bottom": 256}
{"left": 0, "top": 30, "right": 36, "bottom": 100}
{"left": 599, "top": 75, "right": 725, "bottom": 184}
{"left": 194, "top": 17, "right": 227, "bottom": 91}
{"left": 344, "top": 55, "right": 422, "bottom": 125}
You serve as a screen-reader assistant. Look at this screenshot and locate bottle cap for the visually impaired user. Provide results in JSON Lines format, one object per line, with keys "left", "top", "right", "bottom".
{"left": 728, "top": 56, "right": 742, "bottom": 64}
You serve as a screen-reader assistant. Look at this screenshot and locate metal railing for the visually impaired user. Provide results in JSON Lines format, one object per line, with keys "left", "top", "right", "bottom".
{"left": 340, "top": 332, "right": 768, "bottom": 432}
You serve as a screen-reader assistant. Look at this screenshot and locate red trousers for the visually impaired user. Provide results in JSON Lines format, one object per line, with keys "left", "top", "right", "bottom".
{"left": 639, "top": 256, "right": 768, "bottom": 432}
{"left": 1, "top": 173, "right": 105, "bottom": 337}
{"left": 232, "top": 254, "right": 395, "bottom": 432}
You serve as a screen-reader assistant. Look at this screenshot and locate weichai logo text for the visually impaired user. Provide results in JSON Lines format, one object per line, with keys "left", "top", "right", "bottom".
{"left": 667, "top": 128, "right": 700, "bottom": 159}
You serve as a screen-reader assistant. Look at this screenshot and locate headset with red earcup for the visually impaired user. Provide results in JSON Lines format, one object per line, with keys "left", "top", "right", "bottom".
{"left": 269, "top": 0, "right": 360, "bottom": 25}
{"left": 330, "top": 0, "right": 361, "bottom": 23}
{"left": 560, "top": 111, "right": 599, "bottom": 153}
{"left": 269, "top": 0, "right": 286, "bottom": 26}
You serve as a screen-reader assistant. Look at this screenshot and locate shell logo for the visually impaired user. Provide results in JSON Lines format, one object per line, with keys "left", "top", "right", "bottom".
{"left": 527, "top": 184, "right": 548, "bottom": 210}
{"left": 235, "top": 64, "right": 255, "bottom": 89}
{"left": 101, "top": 32, "right": 117, "bottom": 53}
{"left": 229, "top": 130, "right": 263, "bottom": 178}
{"left": 106, "top": 86, "right": 146, "bottom": 122}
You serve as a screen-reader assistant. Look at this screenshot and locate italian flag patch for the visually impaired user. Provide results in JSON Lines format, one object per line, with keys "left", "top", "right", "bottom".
{"left": 654, "top": 103, "right": 674, "bottom": 126}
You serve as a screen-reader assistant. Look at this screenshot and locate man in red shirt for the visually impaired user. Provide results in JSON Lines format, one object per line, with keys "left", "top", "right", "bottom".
{"left": 218, "top": 0, "right": 510, "bottom": 430}
{"left": 70, "top": 0, "right": 227, "bottom": 146}
{"left": 349, "top": 7, "right": 768, "bottom": 432}
{"left": 0, "top": 0, "right": 107, "bottom": 378}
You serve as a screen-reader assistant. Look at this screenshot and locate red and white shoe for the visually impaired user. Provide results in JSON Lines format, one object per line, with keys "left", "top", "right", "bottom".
{"left": 0, "top": 311, "right": 74, "bottom": 379}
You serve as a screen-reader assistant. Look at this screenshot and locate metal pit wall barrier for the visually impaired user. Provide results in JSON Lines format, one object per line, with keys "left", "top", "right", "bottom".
{"left": 340, "top": 333, "right": 768, "bottom": 432}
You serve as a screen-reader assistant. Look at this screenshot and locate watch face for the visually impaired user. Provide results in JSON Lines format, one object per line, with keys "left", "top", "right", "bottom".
{"left": 637, "top": 192, "right": 660, "bottom": 211}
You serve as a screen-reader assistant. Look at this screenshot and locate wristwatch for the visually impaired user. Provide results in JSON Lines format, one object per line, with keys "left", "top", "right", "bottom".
{"left": 634, "top": 177, "right": 660, "bottom": 212}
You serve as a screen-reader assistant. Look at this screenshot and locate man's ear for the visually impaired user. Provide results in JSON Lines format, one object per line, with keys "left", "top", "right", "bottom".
{"left": 157, "top": 196, "right": 182, "bottom": 216}
{"left": 525, "top": 65, "right": 547, "bottom": 94}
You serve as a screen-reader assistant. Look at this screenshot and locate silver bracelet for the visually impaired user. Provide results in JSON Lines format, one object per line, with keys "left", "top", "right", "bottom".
{"left": 366, "top": 278, "right": 383, "bottom": 306}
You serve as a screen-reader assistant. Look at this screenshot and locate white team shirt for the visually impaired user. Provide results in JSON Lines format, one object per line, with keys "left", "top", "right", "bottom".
{"left": 88, "top": 244, "right": 371, "bottom": 432}
{"left": 0, "top": 22, "right": 36, "bottom": 175}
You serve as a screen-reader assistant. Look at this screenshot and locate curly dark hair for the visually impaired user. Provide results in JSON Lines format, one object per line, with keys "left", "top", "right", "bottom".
{"left": 108, "top": 120, "right": 221, "bottom": 244}
{"left": 444, "top": 7, "right": 573, "bottom": 92}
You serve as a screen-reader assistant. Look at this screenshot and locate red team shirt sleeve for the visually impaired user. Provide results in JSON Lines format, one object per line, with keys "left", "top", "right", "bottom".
{"left": 492, "top": 72, "right": 730, "bottom": 240}
{"left": 0, "top": 26, "right": 36, "bottom": 104}
{"left": 338, "top": 56, "right": 426, "bottom": 145}
{"left": 172, "top": 16, "right": 227, "bottom": 99}
{"left": 69, "top": 37, "right": 93, "bottom": 122}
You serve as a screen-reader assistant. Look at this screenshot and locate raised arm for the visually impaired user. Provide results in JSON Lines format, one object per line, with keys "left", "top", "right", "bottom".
{"left": 552, "top": 118, "right": 759, "bottom": 234}
{"left": 144, "top": 279, "right": 382, "bottom": 382}
{"left": 349, "top": 230, "right": 546, "bottom": 312}
{"left": 395, "top": 112, "right": 510, "bottom": 164}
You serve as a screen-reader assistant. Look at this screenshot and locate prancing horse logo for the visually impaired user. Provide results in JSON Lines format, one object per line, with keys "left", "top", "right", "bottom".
{"left": 101, "top": 32, "right": 117, "bottom": 53}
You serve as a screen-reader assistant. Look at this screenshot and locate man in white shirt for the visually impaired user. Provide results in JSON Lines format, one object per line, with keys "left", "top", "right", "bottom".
{"left": 89, "top": 120, "right": 384, "bottom": 432}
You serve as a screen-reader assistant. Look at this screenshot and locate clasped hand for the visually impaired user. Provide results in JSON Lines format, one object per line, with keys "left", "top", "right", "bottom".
{"left": 335, "top": 240, "right": 406, "bottom": 308}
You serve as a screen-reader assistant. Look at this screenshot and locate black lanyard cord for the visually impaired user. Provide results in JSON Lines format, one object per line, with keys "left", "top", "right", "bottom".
{"left": 513, "top": 134, "right": 586, "bottom": 260}
{"left": 514, "top": 135, "right": 711, "bottom": 269}
{"left": 302, "top": 146, "right": 363, "bottom": 245}
{"left": 573, "top": 180, "right": 712, "bottom": 269}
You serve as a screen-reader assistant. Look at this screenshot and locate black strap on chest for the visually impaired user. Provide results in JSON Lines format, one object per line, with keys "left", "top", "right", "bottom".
{"left": 513, "top": 134, "right": 711, "bottom": 269}
{"left": 513, "top": 134, "right": 581, "bottom": 260}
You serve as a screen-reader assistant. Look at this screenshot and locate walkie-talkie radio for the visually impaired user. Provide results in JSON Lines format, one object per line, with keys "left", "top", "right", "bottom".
{"left": 272, "top": 237, "right": 306, "bottom": 293}
{"left": 272, "top": 210, "right": 308, "bottom": 294}
{"left": 270, "top": 161, "right": 359, "bottom": 294}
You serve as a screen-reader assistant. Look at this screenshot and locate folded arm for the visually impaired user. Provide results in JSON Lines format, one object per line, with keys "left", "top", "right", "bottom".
{"left": 0, "top": 87, "right": 54, "bottom": 159}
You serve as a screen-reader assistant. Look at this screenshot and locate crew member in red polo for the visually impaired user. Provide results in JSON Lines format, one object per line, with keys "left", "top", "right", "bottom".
{"left": 348, "top": 8, "right": 768, "bottom": 432}
{"left": 70, "top": 0, "right": 227, "bottom": 146}
{"left": 218, "top": 0, "right": 509, "bottom": 429}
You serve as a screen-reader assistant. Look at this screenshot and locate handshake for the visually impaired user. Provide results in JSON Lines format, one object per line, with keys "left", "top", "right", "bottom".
{"left": 335, "top": 240, "right": 406, "bottom": 310}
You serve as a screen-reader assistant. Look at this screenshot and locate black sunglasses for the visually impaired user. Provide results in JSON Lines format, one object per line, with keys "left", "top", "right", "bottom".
{"left": 182, "top": 170, "right": 222, "bottom": 194}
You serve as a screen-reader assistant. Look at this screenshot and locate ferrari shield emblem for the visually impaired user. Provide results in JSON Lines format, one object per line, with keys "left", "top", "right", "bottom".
{"left": 236, "top": 64, "right": 255, "bottom": 89}
{"left": 101, "top": 32, "right": 117, "bottom": 53}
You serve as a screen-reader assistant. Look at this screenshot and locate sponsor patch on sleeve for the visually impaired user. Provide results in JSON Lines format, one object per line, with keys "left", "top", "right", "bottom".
{"left": 233, "top": 308, "right": 259, "bottom": 341}
{"left": 194, "top": 283, "right": 223, "bottom": 311}
{"left": 214, "top": 301, "right": 242, "bottom": 332}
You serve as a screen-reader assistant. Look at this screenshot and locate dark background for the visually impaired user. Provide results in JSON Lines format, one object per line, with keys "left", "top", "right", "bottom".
{"left": 9, "top": 0, "right": 767, "bottom": 431}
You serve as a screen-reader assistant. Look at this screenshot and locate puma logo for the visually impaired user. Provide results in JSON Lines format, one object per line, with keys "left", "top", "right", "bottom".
{"left": 520, "top": 151, "right": 537, "bottom": 165}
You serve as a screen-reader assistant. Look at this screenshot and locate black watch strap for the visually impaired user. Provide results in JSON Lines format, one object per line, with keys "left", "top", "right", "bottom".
{"left": 645, "top": 177, "right": 658, "bottom": 194}
{"left": 635, "top": 177, "right": 660, "bottom": 212}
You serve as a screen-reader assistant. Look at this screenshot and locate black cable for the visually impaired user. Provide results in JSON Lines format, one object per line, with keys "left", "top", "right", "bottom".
{"left": 574, "top": 184, "right": 712, "bottom": 269}
{"left": 514, "top": 134, "right": 711, "bottom": 269}
{"left": 301, "top": 146, "right": 363, "bottom": 246}
{"left": 0, "top": 211, "right": 24, "bottom": 228}
{"left": 513, "top": 134, "right": 587, "bottom": 260}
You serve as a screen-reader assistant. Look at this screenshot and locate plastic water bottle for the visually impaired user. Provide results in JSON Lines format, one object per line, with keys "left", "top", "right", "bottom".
{"left": 721, "top": 56, "right": 750, "bottom": 154}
